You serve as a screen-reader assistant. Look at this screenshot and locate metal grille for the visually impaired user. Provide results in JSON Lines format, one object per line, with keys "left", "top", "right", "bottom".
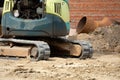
{"left": 54, "top": 3, "right": 61, "bottom": 16}
{"left": 5, "top": 1, "right": 9, "bottom": 10}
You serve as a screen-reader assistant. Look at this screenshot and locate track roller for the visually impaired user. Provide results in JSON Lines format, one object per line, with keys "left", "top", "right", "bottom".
{"left": 72, "top": 40, "right": 93, "bottom": 59}
{"left": 29, "top": 42, "right": 50, "bottom": 61}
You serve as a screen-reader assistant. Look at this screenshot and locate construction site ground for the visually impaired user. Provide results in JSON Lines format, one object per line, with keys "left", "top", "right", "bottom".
{"left": 0, "top": 25, "right": 120, "bottom": 80}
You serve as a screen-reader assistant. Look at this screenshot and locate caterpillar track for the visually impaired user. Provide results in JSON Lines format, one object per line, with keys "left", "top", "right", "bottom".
{"left": 0, "top": 38, "right": 93, "bottom": 61}
{"left": 72, "top": 40, "right": 93, "bottom": 59}
{"left": 0, "top": 38, "right": 50, "bottom": 61}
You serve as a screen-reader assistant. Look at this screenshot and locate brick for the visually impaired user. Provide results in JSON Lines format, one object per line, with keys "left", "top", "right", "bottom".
{"left": 69, "top": 0, "right": 120, "bottom": 26}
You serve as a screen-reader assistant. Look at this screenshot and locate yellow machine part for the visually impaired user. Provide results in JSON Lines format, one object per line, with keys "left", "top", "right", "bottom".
{"left": 46, "top": 0, "right": 70, "bottom": 22}
{"left": 2, "top": 0, "right": 14, "bottom": 15}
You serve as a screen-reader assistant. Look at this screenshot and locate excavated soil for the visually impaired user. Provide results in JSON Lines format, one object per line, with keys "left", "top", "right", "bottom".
{"left": 77, "top": 25, "right": 120, "bottom": 53}
{"left": 0, "top": 25, "right": 120, "bottom": 80}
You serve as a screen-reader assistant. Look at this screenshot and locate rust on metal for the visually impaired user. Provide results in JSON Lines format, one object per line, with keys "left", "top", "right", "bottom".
{"left": 96, "top": 17, "right": 115, "bottom": 27}
{"left": 76, "top": 16, "right": 97, "bottom": 33}
{"left": 76, "top": 16, "right": 116, "bottom": 33}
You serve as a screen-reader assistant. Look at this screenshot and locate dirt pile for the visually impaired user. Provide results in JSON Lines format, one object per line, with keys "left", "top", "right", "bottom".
{"left": 76, "top": 24, "right": 120, "bottom": 53}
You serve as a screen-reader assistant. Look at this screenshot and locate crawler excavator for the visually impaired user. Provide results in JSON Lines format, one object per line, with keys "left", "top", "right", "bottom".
{"left": 0, "top": 0, "right": 93, "bottom": 61}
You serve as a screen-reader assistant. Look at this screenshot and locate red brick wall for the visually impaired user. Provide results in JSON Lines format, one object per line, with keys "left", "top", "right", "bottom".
{"left": 69, "top": 0, "right": 120, "bottom": 27}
